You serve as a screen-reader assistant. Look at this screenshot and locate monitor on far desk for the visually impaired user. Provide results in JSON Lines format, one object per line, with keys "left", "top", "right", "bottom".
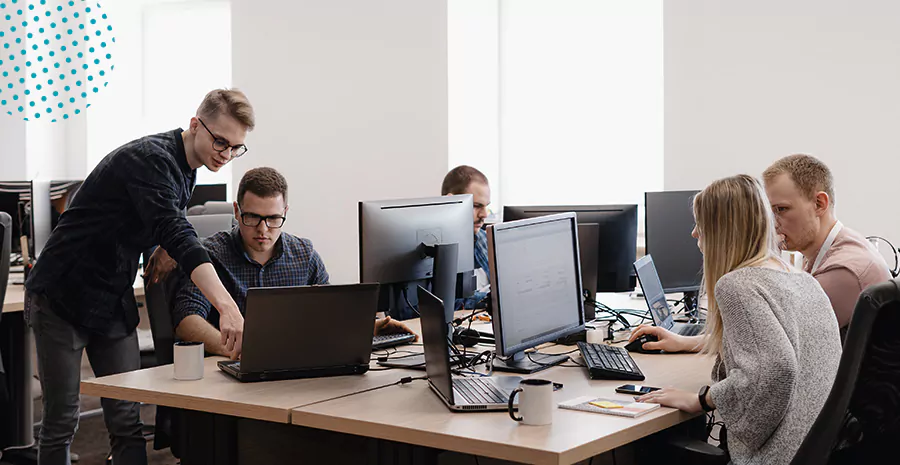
{"left": 503, "top": 204, "right": 638, "bottom": 321}
{"left": 645, "top": 190, "right": 703, "bottom": 315}
{"left": 359, "top": 195, "right": 475, "bottom": 324}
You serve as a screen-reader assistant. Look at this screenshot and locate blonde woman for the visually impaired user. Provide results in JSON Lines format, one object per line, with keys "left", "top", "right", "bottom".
{"left": 629, "top": 175, "right": 841, "bottom": 465}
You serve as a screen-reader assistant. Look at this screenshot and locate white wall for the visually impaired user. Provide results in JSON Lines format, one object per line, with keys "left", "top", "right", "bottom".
{"left": 0, "top": 120, "right": 27, "bottom": 180}
{"left": 448, "top": 0, "right": 500, "bottom": 208}
{"left": 498, "top": 0, "right": 664, "bottom": 217}
{"left": 231, "top": 0, "right": 449, "bottom": 284}
{"left": 665, "top": 0, "right": 900, "bottom": 241}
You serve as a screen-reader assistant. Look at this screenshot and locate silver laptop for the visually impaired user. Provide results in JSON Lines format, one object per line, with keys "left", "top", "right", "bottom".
{"left": 418, "top": 286, "right": 521, "bottom": 412}
{"left": 634, "top": 255, "right": 704, "bottom": 337}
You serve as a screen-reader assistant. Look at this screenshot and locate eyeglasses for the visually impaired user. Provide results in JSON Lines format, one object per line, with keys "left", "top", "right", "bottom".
{"left": 237, "top": 205, "right": 286, "bottom": 229}
{"left": 197, "top": 118, "right": 249, "bottom": 158}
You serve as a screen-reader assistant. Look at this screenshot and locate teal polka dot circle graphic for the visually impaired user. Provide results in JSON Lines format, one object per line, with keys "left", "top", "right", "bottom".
{"left": 0, "top": 0, "right": 114, "bottom": 122}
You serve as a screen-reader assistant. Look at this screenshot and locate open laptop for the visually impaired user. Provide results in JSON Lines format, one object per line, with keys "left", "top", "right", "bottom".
{"left": 633, "top": 255, "right": 704, "bottom": 337}
{"left": 418, "top": 286, "right": 521, "bottom": 412}
{"left": 218, "top": 283, "right": 379, "bottom": 382}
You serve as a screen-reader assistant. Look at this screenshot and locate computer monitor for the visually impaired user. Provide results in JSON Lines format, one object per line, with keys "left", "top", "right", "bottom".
{"left": 188, "top": 183, "right": 227, "bottom": 208}
{"left": 645, "top": 191, "right": 703, "bottom": 310}
{"left": 359, "top": 195, "right": 475, "bottom": 323}
{"left": 49, "top": 180, "right": 83, "bottom": 231}
{"left": 503, "top": 205, "right": 638, "bottom": 293}
{"left": 488, "top": 212, "right": 585, "bottom": 374}
{"left": 0, "top": 182, "right": 34, "bottom": 263}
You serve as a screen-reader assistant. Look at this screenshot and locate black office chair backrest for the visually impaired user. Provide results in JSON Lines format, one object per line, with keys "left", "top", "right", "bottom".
{"left": 0, "top": 212, "right": 10, "bottom": 312}
{"left": 144, "top": 215, "right": 233, "bottom": 366}
{"left": 143, "top": 270, "right": 187, "bottom": 366}
{"left": 790, "top": 278, "right": 900, "bottom": 465}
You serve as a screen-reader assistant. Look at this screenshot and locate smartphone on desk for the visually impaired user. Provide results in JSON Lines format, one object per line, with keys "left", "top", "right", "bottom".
{"left": 615, "top": 384, "right": 660, "bottom": 396}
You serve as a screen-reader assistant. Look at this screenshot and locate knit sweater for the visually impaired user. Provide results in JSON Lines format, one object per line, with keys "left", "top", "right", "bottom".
{"left": 709, "top": 267, "right": 842, "bottom": 465}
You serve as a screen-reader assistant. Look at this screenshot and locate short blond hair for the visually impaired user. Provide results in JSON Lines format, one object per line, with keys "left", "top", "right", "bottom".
{"left": 762, "top": 154, "right": 834, "bottom": 206}
{"left": 196, "top": 88, "right": 255, "bottom": 131}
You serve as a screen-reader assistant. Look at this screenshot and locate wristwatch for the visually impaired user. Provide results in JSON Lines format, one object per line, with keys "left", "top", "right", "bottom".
{"left": 698, "top": 385, "right": 715, "bottom": 412}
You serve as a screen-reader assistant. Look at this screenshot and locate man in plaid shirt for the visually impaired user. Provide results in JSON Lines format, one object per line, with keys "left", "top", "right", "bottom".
{"left": 172, "top": 168, "right": 413, "bottom": 357}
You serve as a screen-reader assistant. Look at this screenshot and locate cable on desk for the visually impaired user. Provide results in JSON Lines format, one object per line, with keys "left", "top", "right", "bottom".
{"left": 401, "top": 287, "right": 422, "bottom": 319}
{"left": 296, "top": 375, "right": 428, "bottom": 410}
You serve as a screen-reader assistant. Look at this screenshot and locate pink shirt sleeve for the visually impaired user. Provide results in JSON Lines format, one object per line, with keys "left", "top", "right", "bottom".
{"left": 814, "top": 267, "right": 862, "bottom": 328}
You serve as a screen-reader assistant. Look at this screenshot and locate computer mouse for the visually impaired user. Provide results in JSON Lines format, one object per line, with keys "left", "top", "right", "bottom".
{"left": 625, "top": 334, "right": 662, "bottom": 354}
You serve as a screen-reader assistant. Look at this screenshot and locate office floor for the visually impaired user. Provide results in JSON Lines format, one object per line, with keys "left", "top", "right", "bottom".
{"left": 0, "top": 354, "right": 177, "bottom": 465}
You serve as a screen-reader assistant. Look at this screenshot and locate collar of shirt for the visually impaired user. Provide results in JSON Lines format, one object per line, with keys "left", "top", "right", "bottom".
{"left": 228, "top": 226, "right": 286, "bottom": 267}
{"left": 173, "top": 128, "right": 192, "bottom": 174}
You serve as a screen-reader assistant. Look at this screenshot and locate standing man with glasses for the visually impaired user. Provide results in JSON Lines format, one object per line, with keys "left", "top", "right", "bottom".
{"left": 171, "top": 168, "right": 414, "bottom": 355}
{"left": 24, "top": 89, "right": 254, "bottom": 465}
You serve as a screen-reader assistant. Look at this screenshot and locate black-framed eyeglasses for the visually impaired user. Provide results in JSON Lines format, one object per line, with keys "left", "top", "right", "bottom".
{"left": 197, "top": 118, "right": 249, "bottom": 158}
{"left": 237, "top": 205, "right": 286, "bottom": 228}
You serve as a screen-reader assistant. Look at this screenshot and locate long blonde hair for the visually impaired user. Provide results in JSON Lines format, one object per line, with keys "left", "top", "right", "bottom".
{"left": 693, "top": 174, "right": 784, "bottom": 355}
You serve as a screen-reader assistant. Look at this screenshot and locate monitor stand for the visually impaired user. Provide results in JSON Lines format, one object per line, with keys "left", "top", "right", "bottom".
{"left": 492, "top": 350, "right": 568, "bottom": 374}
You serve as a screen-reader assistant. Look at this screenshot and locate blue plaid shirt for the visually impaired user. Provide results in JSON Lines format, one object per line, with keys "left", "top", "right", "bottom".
{"left": 456, "top": 228, "right": 491, "bottom": 309}
{"left": 172, "top": 227, "right": 329, "bottom": 330}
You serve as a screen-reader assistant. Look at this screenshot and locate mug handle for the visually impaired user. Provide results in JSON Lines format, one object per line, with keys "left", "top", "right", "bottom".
{"left": 508, "top": 388, "right": 523, "bottom": 421}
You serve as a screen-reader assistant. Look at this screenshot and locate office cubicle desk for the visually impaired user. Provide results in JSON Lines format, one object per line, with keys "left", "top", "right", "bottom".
{"left": 81, "top": 306, "right": 714, "bottom": 465}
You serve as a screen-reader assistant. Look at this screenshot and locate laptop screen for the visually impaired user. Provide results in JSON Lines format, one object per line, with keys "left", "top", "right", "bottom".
{"left": 634, "top": 255, "right": 674, "bottom": 330}
{"left": 418, "top": 287, "right": 455, "bottom": 404}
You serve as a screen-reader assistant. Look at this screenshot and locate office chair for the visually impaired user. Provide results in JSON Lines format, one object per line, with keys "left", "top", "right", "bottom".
{"left": 142, "top": 215, "right": 234, "bottom": 457}
{"left": 791, "top": 278, "right": 900, "bottom": 464}
{"left": 186, "top": 200, "right": 234, "bottom": 216}
{"left": 666, "top": 278, "right": 900, "bottom": 465}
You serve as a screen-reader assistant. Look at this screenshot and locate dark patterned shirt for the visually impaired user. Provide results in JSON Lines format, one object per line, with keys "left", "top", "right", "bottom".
{"left": 172, "top": 227, "right": 329, "bottom": 329}
{"left": 26, "top": 129, "right": 210, "bottom": 334}
{"left": 456, "top": 228, "right": 491, "bottom": 309}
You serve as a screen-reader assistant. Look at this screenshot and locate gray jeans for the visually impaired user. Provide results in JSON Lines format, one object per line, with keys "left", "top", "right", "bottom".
{"left": 27, "top": 292, "right": 147, "bottom": 465}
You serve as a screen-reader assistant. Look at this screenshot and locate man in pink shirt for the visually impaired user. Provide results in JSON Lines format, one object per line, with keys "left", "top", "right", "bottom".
{"left": 763, "top": 154, "right": 890, "bottom": 335}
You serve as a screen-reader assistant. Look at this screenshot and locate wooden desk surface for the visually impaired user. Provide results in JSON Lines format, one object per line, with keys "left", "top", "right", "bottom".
{"left": 80, "top": 303, "right": 713, "bottom": 464}
{"left": 290, "top": 320, "right": 713, "bottom": 465}
{"left": 80, "top": 355, "right": 423, "bottom": 424}
{"left": 3, "top": 281, "right": 145, "bottom": 314}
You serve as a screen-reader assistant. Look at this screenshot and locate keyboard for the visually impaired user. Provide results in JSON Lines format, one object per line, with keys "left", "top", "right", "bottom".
{"left": 372, "top": 332, "right": 417, "bottom": 350}
{"left": 577, "top": 342, "right": 645, "bottom": 381}
{"left": 676, "top": 324, "right": 703, "bottom": 337}
{"left": 453, "top": 377, "right": 507, "bottom": 404}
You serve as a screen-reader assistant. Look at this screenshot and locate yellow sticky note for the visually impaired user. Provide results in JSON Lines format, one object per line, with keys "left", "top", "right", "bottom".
{"left": 590, "top": 401, "right": 623, "bottom": 409}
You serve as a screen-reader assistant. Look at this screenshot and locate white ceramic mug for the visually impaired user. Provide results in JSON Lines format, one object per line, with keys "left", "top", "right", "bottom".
{"left": 507, "top": 379, "right": 554, "bottom": 426}
{"left": 173, "top": 341, "right": 204, "bottom": 380}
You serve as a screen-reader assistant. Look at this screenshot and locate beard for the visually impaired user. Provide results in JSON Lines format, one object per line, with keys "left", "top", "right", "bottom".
{"left": 783, "top": 222, "right": 819, "bottom": 252}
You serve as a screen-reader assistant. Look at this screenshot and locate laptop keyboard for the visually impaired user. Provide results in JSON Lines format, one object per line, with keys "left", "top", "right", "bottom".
{"left": 678, "top": 325, "right": 703, "bottom": 337}
{"left": 454, "top": 377, "right": 507, "bottom": 405}
{"left": 577, "top": 342, "right": 645, "bottom": 381}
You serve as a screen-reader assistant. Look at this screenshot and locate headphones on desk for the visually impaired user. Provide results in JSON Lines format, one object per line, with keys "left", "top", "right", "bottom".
{"left": 452, "top": 326, "right": 495, "bottom": 348}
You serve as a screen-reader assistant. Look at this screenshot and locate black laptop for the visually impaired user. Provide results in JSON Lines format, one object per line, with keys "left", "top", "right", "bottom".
{"left": 218, "top": 283, "right": 379, "bottom": 382}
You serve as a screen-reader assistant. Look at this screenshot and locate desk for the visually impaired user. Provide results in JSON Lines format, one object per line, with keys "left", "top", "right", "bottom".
{"left": 81, "top": 309, "right": 713, "bottom": 465}
{"left": 1, "top": 281, "right": 146, "bottom": 451}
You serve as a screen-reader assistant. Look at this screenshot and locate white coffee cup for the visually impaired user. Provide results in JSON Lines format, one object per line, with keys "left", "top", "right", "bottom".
{"left": 507, "top": 379, "right": 554, "bottom": 426}
{"left": 173, "top": 341, "right": 204, "bottom": 380}
{"left": 586, "top": 323, "right": 608, "bottom": 344}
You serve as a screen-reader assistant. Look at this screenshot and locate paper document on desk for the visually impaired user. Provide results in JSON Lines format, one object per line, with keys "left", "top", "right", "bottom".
{"left": 558, "top": 396, "right": 659, "bottom": 418}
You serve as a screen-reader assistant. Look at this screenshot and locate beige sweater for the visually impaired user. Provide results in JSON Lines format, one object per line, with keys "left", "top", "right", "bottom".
{"left": 709, "top": 267, "right": 842, "bottom": 465}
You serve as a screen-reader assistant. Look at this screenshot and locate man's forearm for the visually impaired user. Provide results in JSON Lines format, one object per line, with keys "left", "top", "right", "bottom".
{"left": 190, "top": 263, "right": 239, "bottom": 316}
{"left": 175, "top": 315, "right": 229, "bottom": 357}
